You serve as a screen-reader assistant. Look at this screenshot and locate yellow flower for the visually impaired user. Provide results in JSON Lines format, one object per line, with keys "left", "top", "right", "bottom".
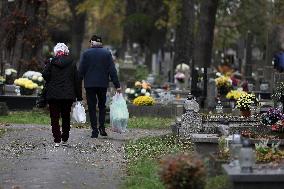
{"left": 215, "top": 76, "right": 232, "bottom": 88}
{"left": 226, "top": 90, "right": 247, "bottom": 100}
{"left": 133, "top": 96, "right": 155, "bottom": 106}
{"left": 14, "top": 78, "right": 38, "bottom": 89}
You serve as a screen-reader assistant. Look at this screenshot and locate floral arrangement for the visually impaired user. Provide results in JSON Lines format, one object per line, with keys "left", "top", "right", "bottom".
{"left": 215, "top": 76, "right": 232, "bottom": 88}
{"left": 175, "top": 63, "right": 190, "bottom": 72}
{"left": 261, "top": 108, "right": 284, "bottom": 125}
{"left": 217, "top": 137, "right": 230, "bottom": 160}
{"left": 5, "top": 68, "right": 17, "bottom": 84}
{"left": 160, "top": 153, "right": 206, "bottom": 189}
{"left": 255, "top": 140, "right": 284, "bottom": 163}
{"left": 174, "top": 72, "right": 185, "bottom": 83}
{"left": 236, "top": 93, "right": 258, "bottom": 111}
{"left": 5, "top": 68, "right": 17, "bottom": 76}
{"left": 125, "top": 80, "right": 151, "bottom": 100}
{"left": 14, "top": 78, "right": 38, "bottom": 90}
{"left": 133, "top": 96, "right": 155, "bottom": 106}
{"left": 215, "top": 75, "right": 232, "bottom": 95}
{"left": 226, "top": 90, "right": 247, "bottom": 100}
{"left": 23, "top": 71, "right": 44, "bottom": 86}
{"left": 272, "top": 82, "right": 284, "bottom": 102}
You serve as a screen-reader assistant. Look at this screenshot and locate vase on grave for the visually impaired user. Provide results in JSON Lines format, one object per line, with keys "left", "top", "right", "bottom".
{"left": 0, "top": 84, "right": 4, "bottom": 95}
{"left": 229, "top": 100, "right": 236, "bottom": 109}
{"left": 20, "top": 87, "right": 35, "bottom": 96}
{"left": 280, "top": 95, "right": 284, "bottom": 113}
{"left": 240, "top": 109, "right": 251, "bottom": 118}
{"left": 218, "top": 86, "right": 230, "bottom": 97}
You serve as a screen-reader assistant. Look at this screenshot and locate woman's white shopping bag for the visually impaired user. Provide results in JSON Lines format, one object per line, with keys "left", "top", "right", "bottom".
{"left": 110, "top": 93, "right": 129, "bottom": 133}
{"left": 71, "top": 102, "right": 86, "bottom": 123}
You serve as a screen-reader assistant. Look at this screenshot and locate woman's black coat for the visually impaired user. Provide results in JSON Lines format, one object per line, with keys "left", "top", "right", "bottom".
{"left": 42, "top": 55, "right": 82, "bottom": 101}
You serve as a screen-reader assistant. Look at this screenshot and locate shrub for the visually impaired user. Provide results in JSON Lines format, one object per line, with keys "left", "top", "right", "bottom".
{"left": 160, "top": 153, "right": 206, "bottom": 189}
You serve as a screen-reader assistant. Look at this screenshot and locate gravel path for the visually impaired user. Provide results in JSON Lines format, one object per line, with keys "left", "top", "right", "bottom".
{"left": 0, "top": 124, "right": 170, "bottom": 189}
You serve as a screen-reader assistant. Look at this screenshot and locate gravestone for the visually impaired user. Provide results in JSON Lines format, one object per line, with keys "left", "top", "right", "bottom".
{"left": 223, "top": 164, "right": 284, "bottom": 189}
{"left": 0, "top": 102, "right": 8, "bottom": 116}
{"left": 207, "top": 78, "right": 216, "bottom": 109}
{"left": 179, "top": 93, "right": 202, "bottom": 138}
{"left": 4, "top": 85, "right": 17, "bottom": 95}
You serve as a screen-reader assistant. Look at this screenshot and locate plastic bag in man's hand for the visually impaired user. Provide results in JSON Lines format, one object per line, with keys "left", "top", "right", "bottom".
{"left": 110, "top": 93, "right": 129, "bottom": 133}
{"left": 71, "top": 102, "right": 86, "bottom": 123}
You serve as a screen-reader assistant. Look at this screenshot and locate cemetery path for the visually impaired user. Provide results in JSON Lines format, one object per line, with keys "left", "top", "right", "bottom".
{"left": 0, "top": 124, "right": 170, "bottom": 189}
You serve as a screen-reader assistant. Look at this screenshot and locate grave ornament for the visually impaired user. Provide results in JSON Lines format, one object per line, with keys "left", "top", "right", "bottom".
{"left": 180, "top": 93, "right": 202, "bottom": 138}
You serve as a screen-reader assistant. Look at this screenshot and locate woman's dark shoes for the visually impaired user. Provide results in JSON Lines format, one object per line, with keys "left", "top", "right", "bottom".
{"left": 99, "top": 127, "right": 108, "bottom": 137}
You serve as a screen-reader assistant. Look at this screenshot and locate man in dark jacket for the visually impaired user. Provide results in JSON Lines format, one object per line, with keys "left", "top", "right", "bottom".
{"left": 79, "top": 35, "right": 121, "bottom": 138}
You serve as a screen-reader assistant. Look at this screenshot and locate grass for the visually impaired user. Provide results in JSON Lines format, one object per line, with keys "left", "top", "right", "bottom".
{"left": 0, "top": 110, "right": 50, "bottom": 125}
{"left": 123, "top": 135, "right": 232, "bottom": 189}
{"left": 128, "top": 117, "right": 174, "bottom": 129}
{"left": 123, "top": 135, "right": 192, "bottom": 189}
{"left": 0, "top": 111, "right": 173, "bottom": 130}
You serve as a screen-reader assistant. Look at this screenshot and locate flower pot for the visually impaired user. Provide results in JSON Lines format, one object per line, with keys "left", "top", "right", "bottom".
{"left": 0, "top": 84, "right": 4, "bottom": 95}
{"left": 20, "top": 87, "right": 34, "bottom": 96}
{"left": 230, "top": 100, "right": 236, "bottom": 109}
{"left": 218, "top": 86, "right": 230, "bottom": 96}
{"left": 281, "top": 95, "right": 284, "bottom": 113}
{"left": 5, "top": 75, "right": 16, "bottom": 85}
{"left": 241, "top": 110, "right": 251, "bottom": 118}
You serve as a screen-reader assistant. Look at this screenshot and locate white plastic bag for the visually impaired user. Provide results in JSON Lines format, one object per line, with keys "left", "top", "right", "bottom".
{"left": 110, "top": 93, "right": 129, "bottom": 133}
{"left": 71, "top": 101, "right": 86, "bottom": 123}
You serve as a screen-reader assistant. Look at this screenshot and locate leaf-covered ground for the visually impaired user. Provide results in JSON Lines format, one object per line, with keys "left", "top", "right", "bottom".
{"left": 0, "top": 124, "right": 170, "bottom": 189}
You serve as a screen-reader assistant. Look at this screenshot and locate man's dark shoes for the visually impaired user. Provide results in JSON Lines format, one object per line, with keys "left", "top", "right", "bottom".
{"left": 91, "top": 130, "right": 99, "bottom": 138}
{"left": 99, "top": 127, "right": 108, "bottom": 137}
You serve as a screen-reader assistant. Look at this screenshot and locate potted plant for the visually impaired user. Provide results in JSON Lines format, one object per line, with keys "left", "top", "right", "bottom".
{"left": 22, "top": 71, "right": 44, "bottom": 88}
{"left": 226, "top": 89, "right": 247, "bottom": 108}
{"left": 236, "top": 93, "right": 258, "bottom": 117}
{"left": 0, "top": 76, "right": 5, "bottom": 95}
{"left": 215, "top": 75, "right": 232, "bottom": 97}
{"left": 133, "top": 96, "right": 155, "bottom": 106}
{"left": 5, "top": 68, "right": 17, "bottom": 85}
{"left": 262, "top": 108, "right": 284, "bottom": 125}
{"left": 174, "top": 72, "right": 186, "bottom": 90}
{"left": 14, "top": 78, "right": 38, "bottom": 95}
{"left": 209, "top": 137, "right": 230, "bottom": 176}
{"left": 125, "top": 80, "right": 151, "bottom": 101}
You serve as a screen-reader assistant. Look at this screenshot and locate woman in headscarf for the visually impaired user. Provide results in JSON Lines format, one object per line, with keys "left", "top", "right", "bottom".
{"left": 42, "top": 43, "right": 82, "bottom": 147}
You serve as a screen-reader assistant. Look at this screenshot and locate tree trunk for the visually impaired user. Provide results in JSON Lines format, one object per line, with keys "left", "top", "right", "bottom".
{"left": 0, "top": 0, "right": 9, "bottom": 75}
{"left": 245, "top": 31, "right": 253, "bottom": 81}
{"left": 194, "top": 0, "right": 219, "bottom": 105}
{"left": 120, "top": 0, "right": 137, "bottom": 58}
{"left": 68, "top": 0, "right": 87, "bottom": 63}
{"left": 173, "top": 0, "right": 195, "bottom": 71}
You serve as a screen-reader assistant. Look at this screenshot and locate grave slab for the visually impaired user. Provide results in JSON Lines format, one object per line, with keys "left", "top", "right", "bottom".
{"left": 223, "top": 164, "right": 284, "bottom": 189}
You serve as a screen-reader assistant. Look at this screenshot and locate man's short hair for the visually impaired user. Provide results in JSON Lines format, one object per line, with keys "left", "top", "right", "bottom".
{"left": 90, "top": 35, "right": 102, "bottom": 43}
